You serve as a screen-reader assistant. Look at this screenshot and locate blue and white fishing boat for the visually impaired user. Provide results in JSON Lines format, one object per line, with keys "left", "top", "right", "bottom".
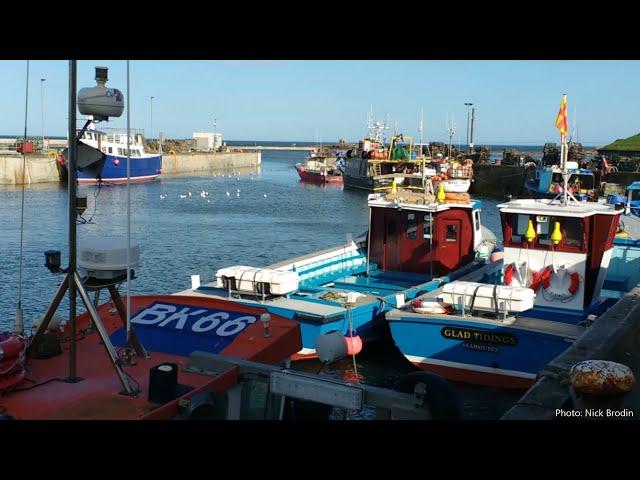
{"left": 387, "top": 98, "right": 639, "bottom": 389}
{"left": 524, "top": 162, "right": 598, "bottom": 201}
{"left": 61, "top": 122, "right": 163, "bottom": 184}
{"left": 177, "top": 183, "right": 492, "bottom": 360}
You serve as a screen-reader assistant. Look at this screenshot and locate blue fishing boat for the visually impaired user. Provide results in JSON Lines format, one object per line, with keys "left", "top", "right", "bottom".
{"left": 524, "top": 162, "right": 598, "bottom": 201}
{"left": 386, "top": 196, "right": 640, "bottom": 388}
{"left": 58, "top": 124, "right": 163, "bottom": 184}
{"left": 388, "top": 171, "right": 640, "bottom": 389}
{"left": 178, "top": 184, "right": 492, "bottom": 360}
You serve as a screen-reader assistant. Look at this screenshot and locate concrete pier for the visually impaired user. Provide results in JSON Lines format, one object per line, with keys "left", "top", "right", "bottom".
{"left": 0, "top": 154, "right": 59, "bottom": 185}
{"left": 161, "top": 151, "right": 261, "bottom": 175}
{"left": 0, "top": 151, "right": 261, "bottom": 185}
{"left": 502, "top": 284, "right": 640, "bottom": 420}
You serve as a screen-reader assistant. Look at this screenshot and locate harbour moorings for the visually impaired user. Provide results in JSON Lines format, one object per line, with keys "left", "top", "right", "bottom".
{"left": 502, "top": 284, "right": 640, "bottom": 420}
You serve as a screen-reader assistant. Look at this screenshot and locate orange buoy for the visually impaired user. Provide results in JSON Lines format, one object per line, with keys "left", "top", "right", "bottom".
{"left": 344, "top": 331, "right": 363, "bottom": 356}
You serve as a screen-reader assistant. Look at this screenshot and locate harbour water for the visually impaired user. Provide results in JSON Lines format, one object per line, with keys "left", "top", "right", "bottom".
{"left": 0, "top": 150, "right": 522, "bottom": 418}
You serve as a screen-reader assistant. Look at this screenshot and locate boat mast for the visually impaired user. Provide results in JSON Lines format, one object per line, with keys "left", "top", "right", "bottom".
{"left": 561, "top": 94, "right": 568, "bottom": 206}
{"left": 67, "top": 60, "right": 80, "bottom": 381}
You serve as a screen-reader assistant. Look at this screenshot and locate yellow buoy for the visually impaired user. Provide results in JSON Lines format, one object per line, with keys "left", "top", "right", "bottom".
{"left": 436, "top": 183, "right": 446, "bottom": 203}
{"left": 391, "top": 179, "right": 397, "bottom": 193}
{"left": 525, "top": 219, "right": 536, "bottom": 243}
{"left": 551, "top": 221, "right": 562, "bottom": 245}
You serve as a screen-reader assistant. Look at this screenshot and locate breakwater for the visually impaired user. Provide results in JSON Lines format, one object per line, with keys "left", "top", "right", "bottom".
{"left": 161, "top": 151, "right": 261, "bottom": 175}
{"left": 0, "top": 154, "right": 59, "bottom": 185}
{"left": 0, "top": 151, "right": 261, "bottom": 185}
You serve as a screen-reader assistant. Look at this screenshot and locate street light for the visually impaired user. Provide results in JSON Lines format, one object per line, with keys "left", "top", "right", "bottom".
{"left": 150, "top": 96, "right": 154, "bottom": 142}
{"left": 41, "top": 78, "right": 46, "bottom": 150}
{"left": 464, "top": 102, "right": 473, "bottom": 153}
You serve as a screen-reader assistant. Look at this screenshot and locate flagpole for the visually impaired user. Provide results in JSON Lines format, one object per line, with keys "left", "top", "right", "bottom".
{"left": 561, "top": 94, "right": 568, "bottom": 206}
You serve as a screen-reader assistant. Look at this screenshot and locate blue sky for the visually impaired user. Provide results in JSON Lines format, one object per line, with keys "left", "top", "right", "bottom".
{"left": 1, "top": 60, "right": 638, "bottom": 146}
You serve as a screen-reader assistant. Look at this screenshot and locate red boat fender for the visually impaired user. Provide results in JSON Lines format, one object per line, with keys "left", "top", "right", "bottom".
{"left": 57, "top": 154, "right": 65, "bottom": 165}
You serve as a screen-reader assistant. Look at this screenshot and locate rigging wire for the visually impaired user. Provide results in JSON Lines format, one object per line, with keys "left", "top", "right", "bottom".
{"left": 17, "top": 60, "right": 30, "bottom": 312}
{"left": 126, "top": 60, "right": 132, "bottom": 344}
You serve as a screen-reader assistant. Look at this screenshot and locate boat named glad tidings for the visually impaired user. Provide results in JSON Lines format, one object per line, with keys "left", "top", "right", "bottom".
{"left": 387, "top": 95, "right": 639, "bottom": 389}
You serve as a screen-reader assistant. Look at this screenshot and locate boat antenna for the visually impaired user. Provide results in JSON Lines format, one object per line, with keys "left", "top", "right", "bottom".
{"left": 15, "top": 60, "right": 30, "bottom": 335}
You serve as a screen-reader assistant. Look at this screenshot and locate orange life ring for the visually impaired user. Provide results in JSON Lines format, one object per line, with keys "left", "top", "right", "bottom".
{"left": 541, "top": 268, "right": 581, "bottom": 300}
{"left": 444, "top": 192, "right": 470, "bottom": 203}
{"left": 504, "top": 261, "right": 539, "bottom": 289}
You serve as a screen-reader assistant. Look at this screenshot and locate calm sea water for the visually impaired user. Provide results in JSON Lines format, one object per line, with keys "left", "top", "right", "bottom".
{"left": 0, "top": 150, "right": 521, "bottom": 419}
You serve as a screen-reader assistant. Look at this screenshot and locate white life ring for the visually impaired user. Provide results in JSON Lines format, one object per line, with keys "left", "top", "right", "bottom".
{"left": 411, "top": 299, "right": 449, "bottom": 314}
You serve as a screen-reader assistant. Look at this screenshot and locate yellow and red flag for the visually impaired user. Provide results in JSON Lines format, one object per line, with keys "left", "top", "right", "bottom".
{"left": 555, "top": 94, "right": 568, "bottom": 137}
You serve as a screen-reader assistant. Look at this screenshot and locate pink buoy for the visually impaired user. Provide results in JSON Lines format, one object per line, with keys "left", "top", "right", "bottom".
{"left": 555, "top": 185, "right": 563, "bottom": 194}
{"left": 489, "top": 251, "right": 504, "bottom": 263}
{"left": 113, "top": 158, "right": 120, "bottom": 166}
{"left": 344, "top": 331, "right": 363, "bottom": 356}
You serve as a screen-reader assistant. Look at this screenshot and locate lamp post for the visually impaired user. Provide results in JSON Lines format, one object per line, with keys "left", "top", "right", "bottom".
{"left": 150, "top": 96, "right": 154, "bottom": 143}
{"left": 41, "top": 78, "right": 46, "bottom": 150}
{"left": 464, "top": 102, "right": 473, "bottom": 154}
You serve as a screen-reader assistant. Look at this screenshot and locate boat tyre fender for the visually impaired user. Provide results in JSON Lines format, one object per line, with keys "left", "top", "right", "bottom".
{"left": 394, "top": 372, "right": 461, "bottom": 420}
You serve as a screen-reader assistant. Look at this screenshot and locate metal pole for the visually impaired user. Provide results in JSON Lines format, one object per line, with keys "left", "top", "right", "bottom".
{"left": 464, "top": 103, "right": 472, "bottom": 153}
{"left": 67, "top": 60, "right": 80, "bottom": 382}
{"left": 127, "top": 61, "right": 132, "bottom": 344}
{"left": 469, "top": 107, "right": 476, "bottom": 150}
{"left": 366, "top": 206, "right": 372, "bottom": 278}
{"left": 41, "top": 78, "right": 46, "bottom": 150}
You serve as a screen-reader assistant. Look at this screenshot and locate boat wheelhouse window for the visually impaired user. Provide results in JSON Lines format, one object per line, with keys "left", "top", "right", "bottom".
{"left": 423, "top": 215, "right": 432, "bottom": 240}
{"left": 108, "top": 147, "right": 113, "bottom": 154}
{"left": 407, "top": 213, "right": 417, "bottom": 239}
{"left": 538, "top": 216, "right": 583, "bottom": 248}
{"left": 446, "top": 224, "right": 457, "bottom": 242}
{"left": 508, "top": 214, "right": 530, "bottom": 243}
{"left": 474, "top": 210, "right": 481, "bottom": 231}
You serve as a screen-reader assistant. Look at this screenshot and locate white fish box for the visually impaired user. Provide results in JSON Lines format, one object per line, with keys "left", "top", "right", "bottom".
{"left": 215, "top": 266, "right": 299, "bottom": 296}
{"left": 438, "top": 281, "right": 535, "bottom": 314}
